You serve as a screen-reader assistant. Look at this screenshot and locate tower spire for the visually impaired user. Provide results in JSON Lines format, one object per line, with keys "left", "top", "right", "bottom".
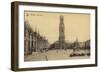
{"left": 59, "top": 15, "right": 65, "bottom": 49}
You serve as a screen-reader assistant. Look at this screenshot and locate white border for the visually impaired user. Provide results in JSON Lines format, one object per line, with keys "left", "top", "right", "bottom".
{"left": 18, "top": 5, "right": 96, "bottom": 68}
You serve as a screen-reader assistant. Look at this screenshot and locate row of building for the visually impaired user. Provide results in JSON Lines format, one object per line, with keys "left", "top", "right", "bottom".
{"left": 24, "top": 21, "right": 49, "bottom": 55}
{"left": 49, "top": 39, "right": 90, "bottom": 51}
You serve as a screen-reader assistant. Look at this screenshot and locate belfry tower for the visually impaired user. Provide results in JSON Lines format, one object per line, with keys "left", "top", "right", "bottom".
{"left": 59, "top": 15, "right": 65, "bottom": 49}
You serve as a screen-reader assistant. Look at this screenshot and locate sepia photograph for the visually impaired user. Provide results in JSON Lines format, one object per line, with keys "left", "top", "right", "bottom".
{"left": 11, "top": 1, "right": 97, "bottom": 71}
{"left": 24, "top": 11, "right": 90, "bottom": 61}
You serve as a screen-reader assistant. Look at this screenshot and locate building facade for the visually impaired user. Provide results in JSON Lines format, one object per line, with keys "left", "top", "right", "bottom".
{"left": 24, "top": 21, "right": 49, "bottom": 55}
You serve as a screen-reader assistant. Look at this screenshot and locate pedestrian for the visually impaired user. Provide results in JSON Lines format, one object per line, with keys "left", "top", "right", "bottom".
{"left": 45, "top": 56, "right": 48, "bottom": 61}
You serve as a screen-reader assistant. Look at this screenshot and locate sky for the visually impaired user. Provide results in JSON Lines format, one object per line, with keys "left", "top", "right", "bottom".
{"left": 24, "top": 11, "right": 90, "bottom": 44}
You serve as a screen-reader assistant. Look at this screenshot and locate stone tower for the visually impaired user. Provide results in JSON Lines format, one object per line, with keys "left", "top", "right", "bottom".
{"left": 59, "top": 15, "right": 65, "bottom": 49}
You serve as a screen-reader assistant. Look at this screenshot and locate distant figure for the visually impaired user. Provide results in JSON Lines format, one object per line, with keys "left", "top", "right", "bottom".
{"left": 56, "top": 50, "right": 58, "bottom": 53}
{"left": 45, "top": 56, "right": 48, "bottom": 61}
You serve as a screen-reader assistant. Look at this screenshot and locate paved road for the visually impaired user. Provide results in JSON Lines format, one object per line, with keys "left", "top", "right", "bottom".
{"left": 24, "top": 49, "right": 90, "bottom": 61}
